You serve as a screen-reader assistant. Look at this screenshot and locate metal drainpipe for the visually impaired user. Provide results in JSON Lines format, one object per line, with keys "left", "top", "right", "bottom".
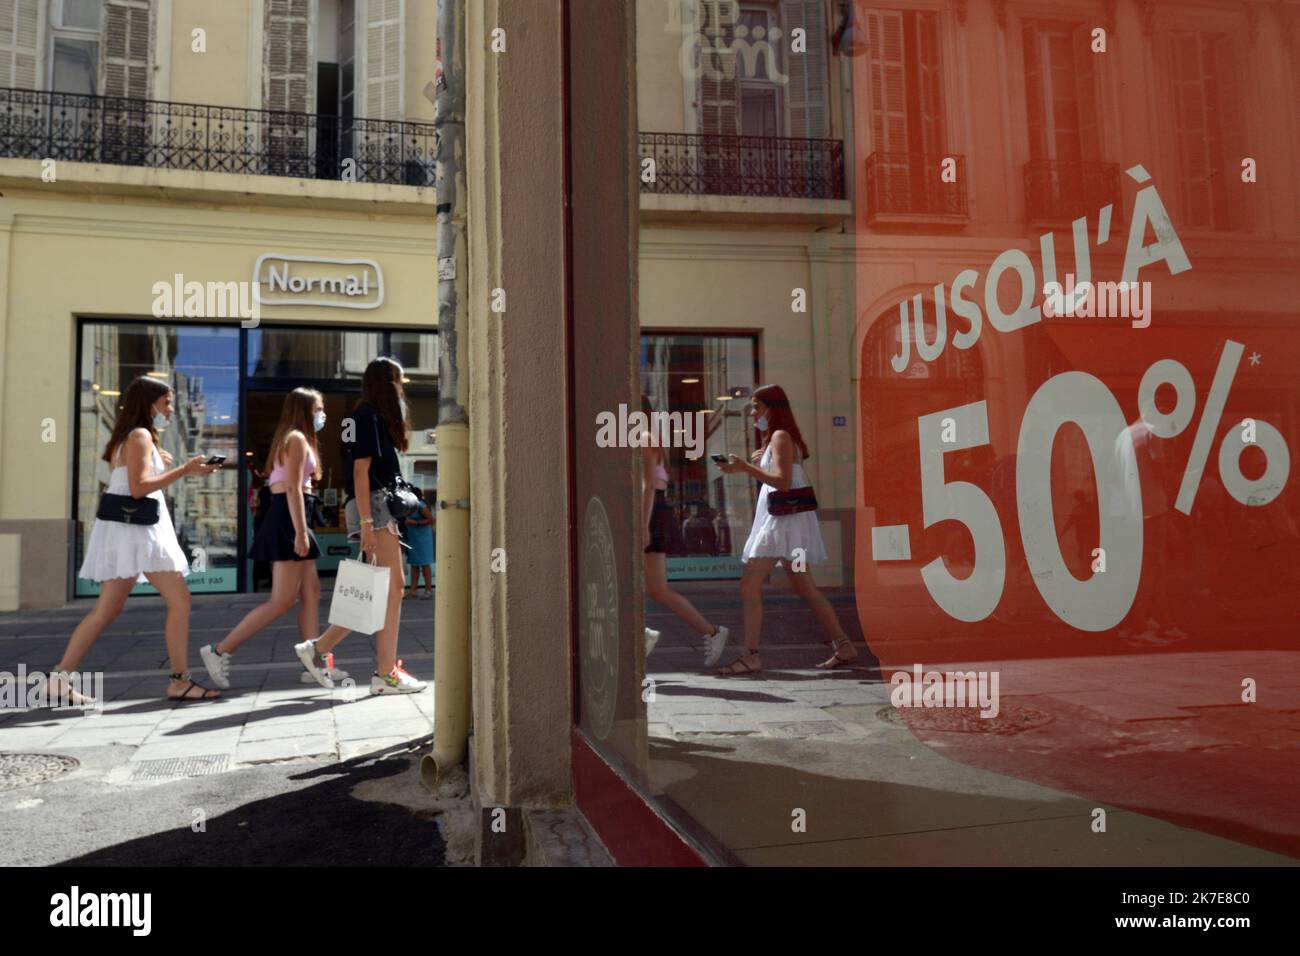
{"left": 422, "top": 0, "right": 470, "bottom": 789}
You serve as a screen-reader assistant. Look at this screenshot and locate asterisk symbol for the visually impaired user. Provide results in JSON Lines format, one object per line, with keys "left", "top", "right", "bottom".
{"left": 1249, "top": 352, "right": 1261, "bottom": 366}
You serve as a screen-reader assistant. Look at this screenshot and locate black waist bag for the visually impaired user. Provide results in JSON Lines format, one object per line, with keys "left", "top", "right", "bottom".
{"left": 767, "top": 485, "right": 818, "bottom": 516}
{"left": 96, "top": 493, "right": 160, "bottom": 525}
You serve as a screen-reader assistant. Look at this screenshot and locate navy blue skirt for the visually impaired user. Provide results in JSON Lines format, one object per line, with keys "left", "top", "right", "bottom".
{"left": 249, "top": 493, "right": 321, "bottom": 562}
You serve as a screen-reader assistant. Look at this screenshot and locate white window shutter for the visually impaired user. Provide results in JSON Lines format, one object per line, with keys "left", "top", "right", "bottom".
{"left": 264, "top": 0, "right": 312, "bottom": 113}
{"left": 867, "top": 9, "right": 906, "bottom": 154}
{"left": 102, "top": 0, "right": 151, "bottom": 98}
{"left": 360, "top": 0, "right": 403, "bottom": 120}
{"left": 0, "top": 0, "right": 41, "bottom": 89}
{"left": 697, "top": 0, "right": 738, "bottom": 136}
{"left": 781, "top": 0, "right": 828, "bottom": 138}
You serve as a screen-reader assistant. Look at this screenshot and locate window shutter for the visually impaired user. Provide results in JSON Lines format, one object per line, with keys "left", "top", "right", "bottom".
{"left": 361, "top": 0, "right": 403, "bottom": 120}
{"left": 1071, "top": 23, "right": 1099, "bottom": 161}
{"left": 1204, "top": 33, "right": 1241, "bottom": 230}
{"left": 914, "top": 11, "right": 944, "bottom": 154}
{"left": 781, "top": 0, "right": 828, "bottom": 138}
{"left": 264, "top": 0, "right": 311, "bottom": 113}
{"left": 102, "top": 0, "right": 151, "bottom": 98}
{"left": 1170, "top": 32, "right": 1212, "bottom": 228}
{"left": 698, "top": 0, "right": 739, "bottom": 136}
{"left": 867, "top": 9, "right": 906, "bottom": 153}
{"left": 0, "top": 0, "right": 38, "bottom": 89}
{"left": 1022, "top": 22, "right": 1046, "bottom": 158}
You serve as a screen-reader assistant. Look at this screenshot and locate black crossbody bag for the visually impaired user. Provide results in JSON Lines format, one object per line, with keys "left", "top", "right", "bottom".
{"left": 767, "top": 485, "right": 818, "bottom": 516}
{"left": 96, "top": 493, "right": 160, "bottom": 525}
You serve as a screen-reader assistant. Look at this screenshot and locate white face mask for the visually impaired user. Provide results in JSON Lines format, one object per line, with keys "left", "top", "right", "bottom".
{"left": 400, "top": 398, "right": 410, "bottom": 421}
{"left": 313, "top": 411, "right": 327, "bottom": 432}
{"left": 153, "top": 409, "right": 169, "bottom": 431}
{"left": 755, "top": 415, "right": 769, "bottom": 431}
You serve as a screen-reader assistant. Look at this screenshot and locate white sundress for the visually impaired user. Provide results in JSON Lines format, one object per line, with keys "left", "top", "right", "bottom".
{"left": 740, "top": 444, "right": 828, "bottom": 566}
{"left": 79, "top": 444, "right": 190, "bottom": 583}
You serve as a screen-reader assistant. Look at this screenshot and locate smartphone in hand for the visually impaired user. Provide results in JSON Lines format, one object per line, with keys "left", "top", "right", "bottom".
{"left": 204, "top": 455, "right": 227, "bottom": 466}
{"left": 711, "top": 454, "right": 729, "bottom": 465}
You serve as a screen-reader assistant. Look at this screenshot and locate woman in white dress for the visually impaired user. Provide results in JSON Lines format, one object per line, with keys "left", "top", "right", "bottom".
{"left": 716, "top": 384, "right": 858, "bottom": 675}
{"left": 49, "top": 376, "right": 224, "bottom": 704}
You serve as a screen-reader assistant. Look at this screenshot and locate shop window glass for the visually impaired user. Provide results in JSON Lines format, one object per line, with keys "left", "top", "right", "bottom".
{"left": 76, "top": 323, "right": 241, "bottom": 595}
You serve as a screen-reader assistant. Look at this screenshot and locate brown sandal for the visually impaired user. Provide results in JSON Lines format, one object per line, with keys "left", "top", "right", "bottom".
{"left": 718, "top": 653, "right": 761, "bottom": 677}
{"left": 815, "top": 639, "right": 859, "bottom": 670}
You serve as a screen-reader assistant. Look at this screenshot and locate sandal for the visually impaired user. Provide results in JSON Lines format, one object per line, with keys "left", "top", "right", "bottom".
{"left": 717, "top": 653, "right": 761, "bottom": 677}
{"left": 46, "top": 669, "right": 96, "bottom": 707}
{"left": 167, "top": 672, "right": 222, "bottom": 703}
{"left": 815, "top": 639, "right": 858, "bottom": 670}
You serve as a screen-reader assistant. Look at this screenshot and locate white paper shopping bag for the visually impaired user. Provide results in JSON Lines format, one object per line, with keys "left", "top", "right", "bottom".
{"left": 328, "top": 557, "right": 390, "bottom": 634}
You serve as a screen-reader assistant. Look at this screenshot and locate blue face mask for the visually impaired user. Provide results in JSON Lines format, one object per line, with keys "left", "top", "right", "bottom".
{"left": 153, "top": 411, "right": 169, "bottom": 431}
{"left": 755, "top": 415, "right": 769, "bottom": 432}
{"left": 313, "top": 411, "right": 327, "bottom": 432}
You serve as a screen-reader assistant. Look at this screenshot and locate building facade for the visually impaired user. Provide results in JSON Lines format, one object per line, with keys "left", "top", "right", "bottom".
{"left": 0, "top": 0, "right": 440, "bottom": 609}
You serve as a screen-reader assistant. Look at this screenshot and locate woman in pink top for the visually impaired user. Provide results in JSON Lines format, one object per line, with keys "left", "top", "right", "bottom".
{"left": 199, "top": 388, "right": 343, "bottom": 689}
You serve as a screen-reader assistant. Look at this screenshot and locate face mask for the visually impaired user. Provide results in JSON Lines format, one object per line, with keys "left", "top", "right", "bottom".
{"left": 400, "top": 398, "right": 410, "bottom": 421}
{"left": 153, "top": 410, "right": 169, "bottom": 431}
{"left": 755, "top": 415, "right": 769, "bottom": 431}
{"left": 313, "top": 411, "right": 327, "bottom": 433}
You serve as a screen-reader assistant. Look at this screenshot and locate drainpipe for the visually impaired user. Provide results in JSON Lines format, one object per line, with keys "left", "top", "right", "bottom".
{"left": 422, "top": 0, "right": 470, "bottom": 789}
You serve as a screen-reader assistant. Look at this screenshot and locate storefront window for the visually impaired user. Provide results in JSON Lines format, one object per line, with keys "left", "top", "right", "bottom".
{"left": 76, "top": 322, "right": 242, "bottom": 595}
{"left": 76, "top": 323, "right": 436, "bottom": 597}
{"left": 640, "top": 333, "right": 759, "bottom": 578}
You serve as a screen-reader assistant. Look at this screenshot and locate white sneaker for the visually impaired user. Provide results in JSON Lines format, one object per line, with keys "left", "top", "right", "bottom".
{"left": 199, "top": 644, "right": 232, "bottom": 689}
{"left": 644, "top": 628, "right": 661, "bottom": 656}
{"left": 300, "top": 664, "right": 350, "bottom": 684}
{"left": 370, "top": 660, "right": 426, "bottom": 695}
{"left": 703, "top": 626, "right": 729, "bottom": 667}
{"left": 294, "top": 640, "right": 334, "bottom": 689}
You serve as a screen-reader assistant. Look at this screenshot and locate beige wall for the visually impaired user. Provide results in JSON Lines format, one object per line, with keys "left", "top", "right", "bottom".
{"left": 0, "top": 178, "right": 434, "bottom": 607}
{"left": 166, "top": 0, "right": 254, "bottom": 107}
{"left": 637, "top": 0, "right": 689, "bottom": 133}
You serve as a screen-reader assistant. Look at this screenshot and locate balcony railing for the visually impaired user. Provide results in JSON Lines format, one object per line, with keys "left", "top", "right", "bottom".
{"left": 864, "top": 151, "right": 968, "bottom": 221}
{"left": 638, "top": 131, "right": 844, "bottom": 200}
{"left": 0, "top": 87, "right": 436, "bottom": 186}
{"left": 1024, "top": 159, "right": 1122, "bottom": 224}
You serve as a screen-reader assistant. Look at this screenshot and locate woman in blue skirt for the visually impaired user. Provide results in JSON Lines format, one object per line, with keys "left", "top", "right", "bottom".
{"left": 404, "top": 489, "right": 435, "bottom": 599}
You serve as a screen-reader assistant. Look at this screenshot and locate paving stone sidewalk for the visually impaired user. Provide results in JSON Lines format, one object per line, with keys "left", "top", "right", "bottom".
{"left": 0, "top": 590, "right": 435, "bottom": 767}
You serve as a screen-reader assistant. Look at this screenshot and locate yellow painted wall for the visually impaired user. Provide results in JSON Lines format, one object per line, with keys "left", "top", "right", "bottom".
{"left": 0, "top": 189, "right": 435, "bottom": 523}
{"left": 167, "top": 0, "right": 252, "bottom": 107}
{"left": 637, "top": 0, "right": 689, "bottom": 133}
{"left": 405, "top": 0, "right": 437, "bottom": 122}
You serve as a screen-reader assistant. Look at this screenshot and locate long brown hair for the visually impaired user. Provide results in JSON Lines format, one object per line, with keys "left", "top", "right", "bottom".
{"left": 753, "top": 383, "right": 810, "bottom": 460}
{"left": 357, "top": 357, "right": 410, "bottom": 452}
{"left": 103, "top": 376, "right": 170, "bottom": 464}
{"left": 265, "top": 388, "right": 323, "bottom": 481}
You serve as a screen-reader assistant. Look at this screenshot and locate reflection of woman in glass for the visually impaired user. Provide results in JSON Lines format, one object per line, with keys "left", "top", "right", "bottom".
{"left": 641, "top": 396, "right": 729, "bottom": 664}
{"left": 717, "top": 384, "right": 858, "bottom": 674}
{"left": 200, "top": 389, "right": 347, "bottom": 688}
{"left": 54, "top": 376, "right": 224, "bottom": 703}
{"left": 404, "top": 489, "right": 435, "bottom": 600}
{"left": 296, "top": 358, "right": 426, "bottom": 695}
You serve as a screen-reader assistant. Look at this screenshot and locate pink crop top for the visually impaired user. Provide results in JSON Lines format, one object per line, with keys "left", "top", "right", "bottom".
{"left": 268, "top": 446, "right": 317, "bottom": 489}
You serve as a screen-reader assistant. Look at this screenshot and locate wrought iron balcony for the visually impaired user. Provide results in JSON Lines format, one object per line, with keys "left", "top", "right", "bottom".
{"left": 1024, "top": 159, "right": 1122, "bottom": 225}
{"left": 0, "top": 87, "right": 436, "bottom": 186}
{"left": 864, "top": 151, "right": 968, "bottom": 222}
{"left": 638, "top": 131, "right": 844, "bottom": 200}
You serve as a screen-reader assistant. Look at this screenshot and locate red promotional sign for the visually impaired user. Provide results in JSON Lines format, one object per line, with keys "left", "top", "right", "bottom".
{"left": 850, "top": 27, "right": 1299, "bottom": 855}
